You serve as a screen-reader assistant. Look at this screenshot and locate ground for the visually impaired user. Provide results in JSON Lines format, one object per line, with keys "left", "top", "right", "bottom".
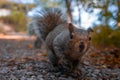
{"left": 0, "top": 34, "right": 120, "bottom": 80}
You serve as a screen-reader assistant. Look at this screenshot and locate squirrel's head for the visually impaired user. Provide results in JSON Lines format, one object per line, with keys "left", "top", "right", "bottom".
{"left": 68, "top": 23, "right": 93, "bottom": 58}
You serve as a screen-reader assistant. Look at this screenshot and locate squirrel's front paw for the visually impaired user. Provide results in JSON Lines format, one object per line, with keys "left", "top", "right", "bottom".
{"left": 48, "top": 64, "right": 60, "bottom": 72}
{"left": 58, "top": 59, "right": 72, "bottom": 73}
{"left": 70, "top": 69, "right": 81, "bottom": 78}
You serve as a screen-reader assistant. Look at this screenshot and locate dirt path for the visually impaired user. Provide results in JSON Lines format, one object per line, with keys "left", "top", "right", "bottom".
{"left": 0, "top": 34, "right": 120, "bottom": 80}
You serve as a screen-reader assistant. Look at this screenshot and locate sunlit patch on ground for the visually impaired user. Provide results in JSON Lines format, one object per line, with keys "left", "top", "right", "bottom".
{"left": 0, "top": 33, "right": 36, "bottom": 40}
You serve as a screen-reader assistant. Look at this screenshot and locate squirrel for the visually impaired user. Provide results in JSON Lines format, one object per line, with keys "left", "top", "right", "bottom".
{"left": 27, "top": 8, "right": 93, "bottom": 74}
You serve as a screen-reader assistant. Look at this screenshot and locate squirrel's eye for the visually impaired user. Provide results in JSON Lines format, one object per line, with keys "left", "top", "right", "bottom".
{"left": 89, "top": 37, "right": 91, "bottom": 40}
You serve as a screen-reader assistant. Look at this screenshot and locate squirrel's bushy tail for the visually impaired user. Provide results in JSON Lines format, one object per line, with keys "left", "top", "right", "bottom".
{"left": 27, "top": 8, "right": 67, "bottom": 40}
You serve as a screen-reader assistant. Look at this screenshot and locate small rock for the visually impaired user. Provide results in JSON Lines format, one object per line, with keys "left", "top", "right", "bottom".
{"left": 20, "top": 76, "right": 26, "bottom": 80}
{"left": 37, "top": 75, "right": 43, "bottom": 78}
{"left": 25, "top": 72, "right": 34, "bottom": 77}
{"left": 9, "top": 75, "right": 18, "bottom": 80}
{"left": 0, "top": 67, "right": 9, "bottom": 74}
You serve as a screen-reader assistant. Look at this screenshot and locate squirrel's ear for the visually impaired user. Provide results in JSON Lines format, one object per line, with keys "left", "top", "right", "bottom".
{"left": 87, "top": 28, "right": 93, "bottom": 33}
{"left": 68, "top": 23, "right": 74, "bottom": 33}
{"left": 68, "top": 23, "right": 74, "bottom": 39}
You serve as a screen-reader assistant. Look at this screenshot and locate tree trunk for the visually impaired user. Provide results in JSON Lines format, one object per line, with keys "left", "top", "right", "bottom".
{"left": 117, "top": 0, "right": 120, "bottom": 28}
{"left": 65, "top": 0, "right": 72, "bottom": 23}
{"left": 76, "top": 0, "right": 81, "bottom": 27}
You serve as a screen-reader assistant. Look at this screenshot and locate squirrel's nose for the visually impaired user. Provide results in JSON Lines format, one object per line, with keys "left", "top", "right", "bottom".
{"left": 79, "top": 42, "right": 84, "bottom": 52}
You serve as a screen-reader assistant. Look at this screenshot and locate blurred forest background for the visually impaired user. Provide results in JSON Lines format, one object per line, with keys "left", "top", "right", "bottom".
{"left": 0, "top": 0, "right": 120, "bottom": 49}
{"left": 0, "top": 1, "right": 120, "bottom": 79}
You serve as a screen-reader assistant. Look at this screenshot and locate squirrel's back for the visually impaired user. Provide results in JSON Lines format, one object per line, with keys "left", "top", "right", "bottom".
{"left": 27, "top": 8, "right": 67, "bottom": 40}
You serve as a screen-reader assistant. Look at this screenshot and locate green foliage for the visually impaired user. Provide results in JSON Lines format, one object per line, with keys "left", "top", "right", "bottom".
{"left": 0, "top": 11, "right": 27, "bottom": 32}
{"left": 0, "top": 1, "right": 35, "bottom": 13}
{"left": 91, "top": 25, "right": 120, "bottom": 48}
{"left": 34, "top": 0, "right": 63, "bottom": 8}
{"left": 111, "top": 29, "right": 120, "bottom": 47}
